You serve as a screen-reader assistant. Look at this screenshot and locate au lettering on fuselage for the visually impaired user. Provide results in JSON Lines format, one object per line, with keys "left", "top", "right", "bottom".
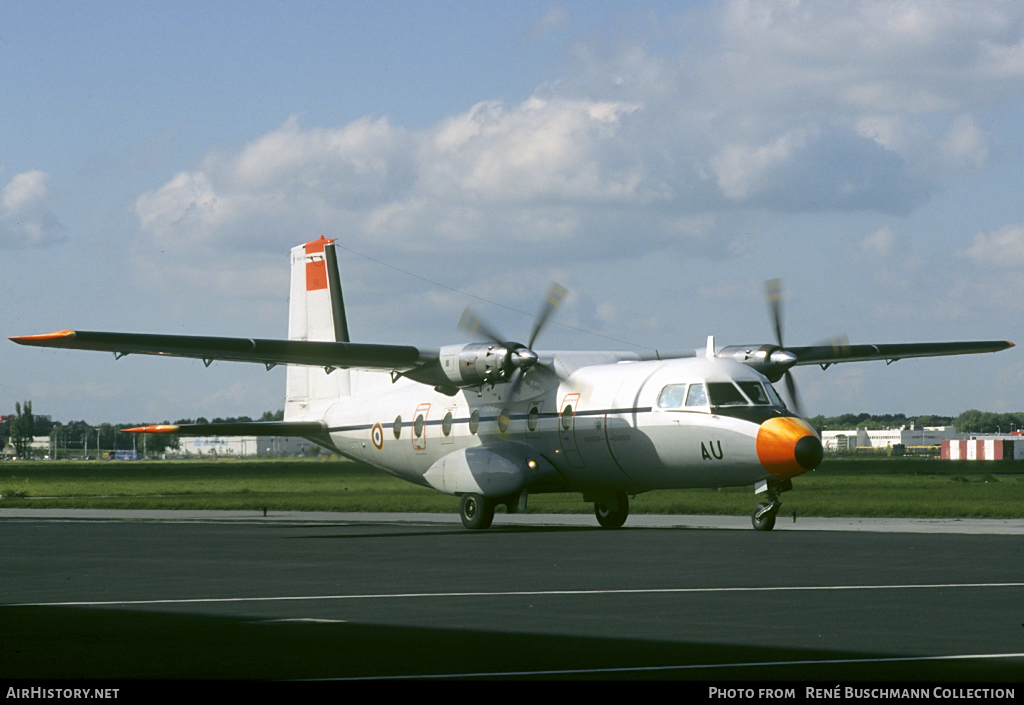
{"left": 702, "top": 440, "right": 725, "bottom": 460}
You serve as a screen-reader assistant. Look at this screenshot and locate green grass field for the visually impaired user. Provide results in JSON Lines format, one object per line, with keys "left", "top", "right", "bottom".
{"left": 1, "top": 455, "right": 1023, "bottom": 518}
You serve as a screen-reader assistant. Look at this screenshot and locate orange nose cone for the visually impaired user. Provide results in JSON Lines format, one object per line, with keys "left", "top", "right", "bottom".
{"left": 756, "top": 417, "right": 823, "bottom": 478}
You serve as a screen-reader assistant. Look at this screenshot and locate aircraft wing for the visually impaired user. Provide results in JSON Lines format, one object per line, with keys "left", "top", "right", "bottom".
{"left": 9, "top": 329, "right": 437, "bottom": 373}
{"left": 787, "top": 340, "right": 1014, "bottom": 368}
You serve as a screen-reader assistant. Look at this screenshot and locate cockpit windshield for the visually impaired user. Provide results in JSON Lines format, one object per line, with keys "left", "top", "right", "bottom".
{"left": 657, "top": 380, "right": 785, "bottom": 410}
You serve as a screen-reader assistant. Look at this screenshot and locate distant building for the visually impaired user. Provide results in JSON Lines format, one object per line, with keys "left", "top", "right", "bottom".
{"left": 176, "top": 435, "right": 315, "bottom": 457}
{"left": 821, "top": 425, "right": 960, "bottom": 452}
{"left": 19, "top": 434, "right": 316, "bottom": 458}
{"left": 942, "top": 438, "right": 1024, "bottom": 461}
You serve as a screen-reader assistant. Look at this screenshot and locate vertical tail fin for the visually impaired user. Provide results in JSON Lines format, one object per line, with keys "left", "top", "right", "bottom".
{"left": 285, "top": 236, "right": 351, "bottom": 420}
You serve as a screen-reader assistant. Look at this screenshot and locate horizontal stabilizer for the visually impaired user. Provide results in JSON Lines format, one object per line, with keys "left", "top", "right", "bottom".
{"left": 123, "top": 420, "right": 327, "bottom": 437}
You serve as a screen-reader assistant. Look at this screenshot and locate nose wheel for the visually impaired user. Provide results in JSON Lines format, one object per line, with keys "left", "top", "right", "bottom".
{"left": 751, "top": 502, "right": 779, "bottom": 531}
{"left": 751, "top": 478, "right": 790, "bottom": 531}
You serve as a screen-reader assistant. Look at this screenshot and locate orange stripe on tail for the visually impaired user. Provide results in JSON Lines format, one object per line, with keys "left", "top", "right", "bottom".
{"left": 304, "top": 236, "right": 334, "bottom": 291}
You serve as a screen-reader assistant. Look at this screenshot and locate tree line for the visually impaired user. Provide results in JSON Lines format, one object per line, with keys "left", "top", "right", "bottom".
{"left": 806, "top": 410, "right": 1024, "bottom": 434}
{"left": 3, "top": 403, "right": 284, "bottom": 459}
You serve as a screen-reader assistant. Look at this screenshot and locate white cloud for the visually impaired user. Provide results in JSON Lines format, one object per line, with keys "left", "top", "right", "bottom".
{"left": 135, "top": 171, "right": 225, "bottom": 246}
{"left": 127, "top": 1, "right": 1024, "bottom": 306}
{"left": 425, "top": 97, "right": 645, "bottom": 202}
{"left": 0, "top": 170, "right": 66, "bottom": 248}
{"left": 940, "top": 114, "right": 990, "bottom": 170}
{"left": 958, "top": 224, "right": 1024, "bottom": 267}
{"left": 2, "top": 170, "right": 48, "bottom": 210}
{"left": 862, "top": 225, "right": 896, "bottom": 256}
{"left": 134, "top": 98, "right": 649, "bottom": 256}
{"left": 710, "top": 130, "right": 810, "bottom": 201}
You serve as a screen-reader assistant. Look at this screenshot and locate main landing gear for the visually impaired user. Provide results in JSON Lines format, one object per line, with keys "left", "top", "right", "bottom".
{"left": 460, "top": 494, "right": 495, "bottom": 530}
{"left": 459, "top": 492, "right": 522, "bottom": 530}
{"left": 594, "top": 492, "right": 629, "bottom": 529}
{"left": 751, "top": 478, "right": 791, "bottom": 531}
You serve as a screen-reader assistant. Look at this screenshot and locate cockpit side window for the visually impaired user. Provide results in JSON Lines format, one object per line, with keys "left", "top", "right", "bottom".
{"left": 657, "top": 384, "right": 687, "bottom": 409}
{"left": 685, "top": 383, "right": 708, "bottom": 407}
{"left": 737, "top": 381, "right": 771, "bottom": 405}
{"left": 764, "top": 382, "right": 786, "bottom": 408}
{"left": 706, "top": 381, "right": 749, "bottom": 406}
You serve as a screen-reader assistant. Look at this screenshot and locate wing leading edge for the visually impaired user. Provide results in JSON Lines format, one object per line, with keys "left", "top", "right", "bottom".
{"left": 10, "top": 329, "right": 435, "bottom": 373}
{"left": 788, "top": 340, "right": 1014, "bottom": 368}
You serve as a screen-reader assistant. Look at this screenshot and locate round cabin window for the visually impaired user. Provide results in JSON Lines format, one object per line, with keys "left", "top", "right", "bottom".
{"left": 561, "top": 404, "right": 573, "bottom": 431}
{"left": 528, "top": 406, "right": 539, "bottom": 432}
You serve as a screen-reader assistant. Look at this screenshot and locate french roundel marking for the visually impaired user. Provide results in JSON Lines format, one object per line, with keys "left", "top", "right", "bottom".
{"left": 371, "top": 423, "right": 384, "bottom": 450}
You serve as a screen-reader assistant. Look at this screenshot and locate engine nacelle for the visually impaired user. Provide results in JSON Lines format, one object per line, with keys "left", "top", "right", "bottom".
{"left": 717, "top": 344, "right": 796, "bottom": 382}
{"left": 437, "top": 342, "right": 516, "bottom": 388}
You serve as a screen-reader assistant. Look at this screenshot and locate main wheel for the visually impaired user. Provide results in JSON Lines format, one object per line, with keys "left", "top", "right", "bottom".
{"left": 460, "top": 494, "right": 495, "bottom": 530}
{"left": 751, "top": 502, "right": 777, "bottom": 531}
{"left": 594, "top": 492, "right": 629, "bottom": 529}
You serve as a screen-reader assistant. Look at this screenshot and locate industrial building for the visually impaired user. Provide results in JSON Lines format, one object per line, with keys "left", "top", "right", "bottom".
{"left": 942, "top": 438, "right": 1024, "bottom": 461}
{"left": 821, "top": 425, "right": 960, "bottom": 453}
{"left": 175, "top": 435, "right": 315, "bottom": 458}
{"left": 822, "top": 424, "right": 1021, "bottom": 461}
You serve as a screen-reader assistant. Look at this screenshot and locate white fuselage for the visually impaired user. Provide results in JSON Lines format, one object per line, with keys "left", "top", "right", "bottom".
{"left": 313, "top": 355, "right": 814, "bottom": 498}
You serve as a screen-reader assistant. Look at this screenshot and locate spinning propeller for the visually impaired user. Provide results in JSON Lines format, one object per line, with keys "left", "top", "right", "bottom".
{"left": 764, "top": 279, "right": 804, "bottom": 416}
{"left": 458, "top": 282, "right": 569, "bottom": 400}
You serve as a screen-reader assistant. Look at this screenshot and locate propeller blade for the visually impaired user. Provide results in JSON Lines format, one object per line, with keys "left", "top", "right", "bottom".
{"left": 764, "top": 278, "right": 805, "bottom": 416}
{"left": 823, "top": 333, "right": 850, "bottom": 357}
{"left": 783, "top": 370, "right": 802, "bottom": 417}
{"left": 528, "top": 282, "right": 568, "bottom": 349}
{"left": 505, "top": 366, "right": 525, "bottom": 401}
{"left": 764, "top": 278, "right": 784, "bottom": 348}
{"left": 458, "top": 307, "right": 506, "bottom": 345}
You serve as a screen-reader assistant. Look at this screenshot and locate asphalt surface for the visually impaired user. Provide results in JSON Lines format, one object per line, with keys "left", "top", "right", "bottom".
{"left": 2, "top": 509, "right": 1023, "bottom": 683}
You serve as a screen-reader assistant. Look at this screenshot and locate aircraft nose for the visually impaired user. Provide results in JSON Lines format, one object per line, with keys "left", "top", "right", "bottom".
{"left": 756, "top": 417, "right": 823, "bottom": 478}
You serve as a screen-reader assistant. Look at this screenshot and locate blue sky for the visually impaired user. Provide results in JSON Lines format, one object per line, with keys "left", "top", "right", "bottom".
{"left": 3, "top": 0, "right": 1022, "bottom": 424}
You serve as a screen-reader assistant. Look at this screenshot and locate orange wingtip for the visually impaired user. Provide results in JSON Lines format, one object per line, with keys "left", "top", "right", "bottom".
{"left": 123, "top": 425, "right": 180, "bottom": 434}
{"left": 9, "top": 330, "right": 76, "bottom": 343}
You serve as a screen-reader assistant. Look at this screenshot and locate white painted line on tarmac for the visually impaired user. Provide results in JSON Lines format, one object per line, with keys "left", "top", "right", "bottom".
{"left": 9, "top": 581, "right": 1024, "bottom": 607}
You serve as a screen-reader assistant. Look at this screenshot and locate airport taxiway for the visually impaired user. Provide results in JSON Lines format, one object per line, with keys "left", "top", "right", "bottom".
{"left": 2, "top": 509, "right": 1023, "bottom": 681}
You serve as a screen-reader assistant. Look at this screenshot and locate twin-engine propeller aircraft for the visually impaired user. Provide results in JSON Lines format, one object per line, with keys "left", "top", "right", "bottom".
{"left": 11, "top": 237, "right": 1014, "bottom": 530}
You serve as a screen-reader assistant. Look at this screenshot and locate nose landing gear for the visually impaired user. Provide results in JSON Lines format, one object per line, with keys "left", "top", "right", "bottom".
{"left": 751, "top": 501, "right": 779, "bottom": 531}
{"left": 751, "top": 478, "right": 791, "bottom": 531}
